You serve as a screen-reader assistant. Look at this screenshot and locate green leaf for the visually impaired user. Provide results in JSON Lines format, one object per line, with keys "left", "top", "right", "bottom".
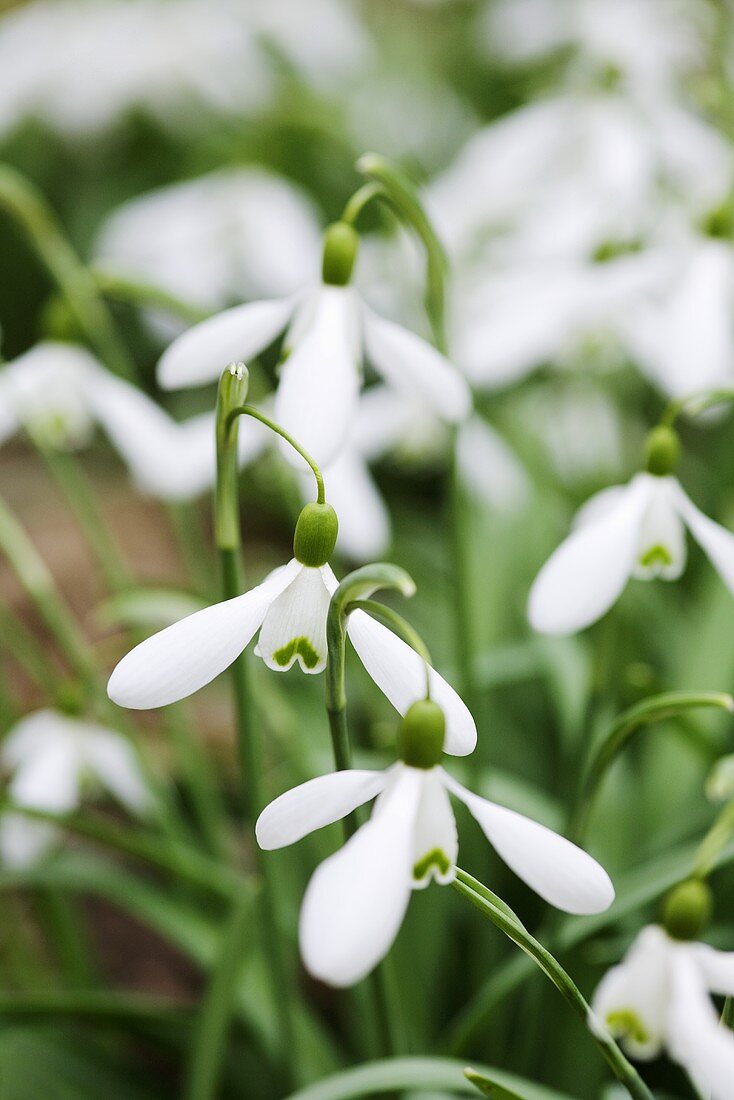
{"left": 94, "top": 587, "right": 206, "bottom": 630}
{"left": 283, "top": 1057, "right": 576, "bottom": 1100}
{"left": 465, "top": 1068, "right": 528, "bottom": 1099}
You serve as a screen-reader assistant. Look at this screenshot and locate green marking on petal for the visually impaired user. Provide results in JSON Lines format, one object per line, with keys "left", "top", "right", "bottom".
{"left": 413, "top": 847, "right": 451, "bottom": 882}
{"left": 273, "top": 636, "right": 320, "bottom": 670}
{"left": 606, "top": 1009, "right": 649, "bottom": 1046}
{"left": 639, "top": 544, "right": 673, "bottom": 569}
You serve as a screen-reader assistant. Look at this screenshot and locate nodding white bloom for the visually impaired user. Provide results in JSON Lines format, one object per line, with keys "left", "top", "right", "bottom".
{"left": 94, "top": 168, "right": 322, "bottom": 322}
{"left": 0, "top": 709, "right": 150, "bottom": 867}
{"left": 257, "top": 708, "right": 613, "bottom": 986}
{"left": 303, "top": 387, "right": 529, "bottom": 561}
{"left": 0, "top": 342, "right": 265, "bottom": 500}
{"left": 108, "top": 504, "right": 476, "bottom": 756}
{"left": 528, "top": 464, "right": 734, "bottom": 636}
{"left": 592, "top": 924, "right": 734, "bottom": 1100}
{"left": 156, "top": 223, "right": 471, "bottom": 470}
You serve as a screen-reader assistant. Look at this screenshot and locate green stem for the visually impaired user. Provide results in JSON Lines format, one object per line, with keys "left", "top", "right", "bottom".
{"left": 446, "top": 433, "right": 477, "bottom": 713}
{"left": 694, "top": 798, "right": 734, "bottom": 879}
{"left": 0, "top": 164, "right": 137, "bottom": 382}
{"left": 452, "top": 872, "right": 654, "bottom": 1100}
{"left": 0, "top": 988, "right": 191, "bottom": 1027}
{"left": 662, "top": 387, "right": 734, "bottom": 427}
{"left": 228, "top": 404, "right": 325, "bottom": 503}
{"left": 569, "top": 692, "right": 734, "bottom": 842}
{"left": 204, "top": 368, "right": 296, "bottom": 1094}
{"left": 184, "top": 889, "right": 252, "bottom": 1100}
{"left": 341, "top": 182, "right": 384, "bottom": 227}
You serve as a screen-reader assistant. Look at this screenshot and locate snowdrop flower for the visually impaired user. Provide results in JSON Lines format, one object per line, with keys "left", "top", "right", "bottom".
{"left": 94, "top": 168, "right": 322, "bottom": 320}
{"left": 156, "top": 222, "right": 471, "bottom": 469}
{"left": 0, "top": 342, "right": 265, "bottom": 501}
{"left": 528, "top": 428, "right": 734, "bottom": 635}
{"left": 0, "top": 709, "right": 150, "bottom": 867}
{"left": 108, "top": 502, "right": 476, "bottom": 755}
{"left": 257, "top": 699, "right": 614, "bottom": 986}
{"left": 592, "top": 910, "right": 734, "bottom": 1100}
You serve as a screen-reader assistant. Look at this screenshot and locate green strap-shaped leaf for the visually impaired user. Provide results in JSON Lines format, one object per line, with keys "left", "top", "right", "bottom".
{"left": 465, "top": 1068, "right": 528, "bottom": 1099}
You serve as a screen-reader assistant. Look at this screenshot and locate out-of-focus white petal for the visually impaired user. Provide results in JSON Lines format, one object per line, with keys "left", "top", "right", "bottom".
{"left": 255, "top": 565, "right": 331, "bottom": 674}
{"left": 362, "top": 307, "right": 471, "bottom": 424}
{"left": 412, "top": 770, "right": 458, "bottom": 888}
{"left": 157, "top": 297, "right": 296, "bottom": 390}
{"left": 528, "top": 474, "right": 654, "bottom": 635}
{"left": 108, "top": 561, "right": 299, "bottom": 708}
{"left": 1, "top": 710, "right": 61, "bottom": 770}
{"left": 455, "top": 415, "right": 530, "bottom": 514}
{"left": 299, "top": 765, "right": 422, "bottom": 987}
{"left": 668, "top": 946, "right": 734, "bottom": 1100}
{"left": 0, "top": 814, "right": 58, "bottom": 868}
{"left": 256, "top": 769, "right": 388, "bottom": 850}
{"left": 689, "top": 943, "right": 734, "bottom": 997}
{"left": 275, "top": 286, "right": 362, "bottom": 469}
{"left": 672, "top": 480, "right": 734, "bottom": 594}
{"left": 444, "top": 772, "right": 614, "bottom": 914}
{"left": 8, "top": 739, "right": 80, "bottom": 814}
{"left": 317, "top": 450, "right": 391, "bottom": 561}
{"left": 81, "top": 727, "right": 151, "bottom": 815}
{"left": 346, "top": 610, "right": 477, "bottom": 756}
{"left": 591, "top": 925, "right": 670, "bottom": 1060}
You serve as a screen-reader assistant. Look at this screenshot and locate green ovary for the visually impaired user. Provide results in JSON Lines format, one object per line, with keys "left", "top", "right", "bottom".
{"left": 273, "top": 636, "right": 320, "bottom": 670}
{"left": 413, "top": 848, "right": 451, "bottom": 882}
{"left": 606, "top": 1009, "right": 649, "bottom": 1046}
{"left": 639, "top": 544, "right": 672, "bottom": 569}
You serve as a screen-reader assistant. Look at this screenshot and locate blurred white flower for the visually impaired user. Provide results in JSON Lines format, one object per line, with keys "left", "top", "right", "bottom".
{"left": 0, "top": 342, "right": 265, "bottom": 500}
{"left": 94, "top": 168, "right": 323, "bottom": 314}
{"left": 528, "top": 471, "right": 734, "bottom": 635}
{"left": 482, "top": 0, "right": 708, "bottom": 98}
{"left": 257, "top": 759, "right": 613, "bottom": 986}
{"left": 592, "top": 924, "right": 734, "bottom": 1099}
{"left": 0, "top": 0, "right": 371, "bottom": 139}
{"left": 0, "top": 709, "right": 150, "bottom": 867}
{"left": 107, "top": 555, "right": 477, "bottom": 755}
{"left": 519, "top": 388, "right": 625, "bottom": 487}
{"left": 156, "top": 255, "right": 471, "bottom": 470}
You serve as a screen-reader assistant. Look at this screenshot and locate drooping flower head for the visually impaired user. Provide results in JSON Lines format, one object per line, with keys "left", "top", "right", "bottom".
{"left": 257, "top": 698, "right": 614, "bottom": 986}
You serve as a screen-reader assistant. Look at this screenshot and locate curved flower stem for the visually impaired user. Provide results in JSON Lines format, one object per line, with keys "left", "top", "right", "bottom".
{"left": 452, "top": 871, "right": 655, "bottom": 1100}
{"left": 325, "top": 564, "right": 416, "bottom": 776}
{"left": 569, "top": 691, "right": 734, "bottom": 842}
{"left": 694, "top": 797, "right": 734, "bottom": 879}
{"left": 227, "top": 403, "right": 325, "bottom": 503}
{"left": 0, "top": 164, "right": 138, "bottom": 382}
{"left": 446, "top": 434, "right": 477, "bottom": 712}
{"left": 210, "top": 368, "right": 296, "bottom": 1094}
{"left": 356, "top": 153, "right": 448, "bottom": 348}
{"left": 341, "top": 182, "right": 384, "bottom": 227}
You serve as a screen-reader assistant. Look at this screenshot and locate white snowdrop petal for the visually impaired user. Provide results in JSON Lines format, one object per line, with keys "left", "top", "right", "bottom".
{"left": 256, "top": 565, "right": 331, "bottom": 674}
{"left": 528, "top": 475, "right": 654, "bottom": 635}
{"left": 444, "top": 773, "right": 614, "bottom": 914}
{"left": 157, "top": 297, "right": 295, "bottom": 390}
{"left": 108, "top": 561, "right": 300, "bottom": 708}
{"left": 256, "top": 770, "right": 388, "bottom": 850}
{"left": 455, "top": 415, "right": 530, "bottom": 514}
{"left": 590, "top": 925, "right": 670, "bottom": 1060}
{"left": 275, "top": 286, "right": 362, "bottom": 469}
{"left": 0, "top": 814, "right": 59, "bottom": 868}
{"left": 668, "top": 948, "right": 734, "bottom": 1100}
{"left": 9, "top": 739, "right": 81, "bottom": 814}
{"left": 632, "top": 478, "right": 687, "bottom": 581}
{"left": 347, "top": 610, "right": 477, "bottom": 756}
{"left": 298, "top": 766, "right": 422, "bottom": 987}
{"left": 412, "top": 771, "right": 458, "bottom": 888}
{"left": 362, "top": 307, "right": 471, "bottom": 424}
{"left": 81, "top": 729, "right": 151, "bottom": 815}
{"left": 689, "top": 943, "right": 734, "bottom": 997}
{"left": 672, "top": 481, "right": 734, "bottom": 594}
{"left": 1, "top": 710, "right": 63, "bottom": 769}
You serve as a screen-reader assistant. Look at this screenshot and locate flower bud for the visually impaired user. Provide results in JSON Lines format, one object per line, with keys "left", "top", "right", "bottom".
{"left": 293, "top": 502, "right": 339, "bottom": 567}
{"left": 398, "top": 699, "right": 445, "bottom": 769}
{"left": 645, "top": 425, "right": 680, "bottom": 477}
{"left": 322, "top": 222, "right": 359, "bottom": 286}
{"left": 662, "top": 879, "right": 713, "bottom": 941}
